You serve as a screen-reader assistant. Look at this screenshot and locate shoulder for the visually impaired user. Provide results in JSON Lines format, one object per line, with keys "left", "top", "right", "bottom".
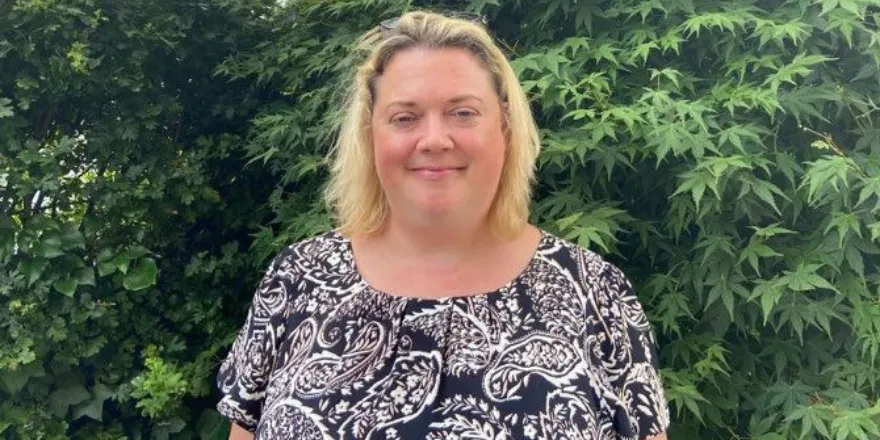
{"left": 546, "top": 232, "right": 655, "bottom": 338}
{"left": 537, "top": 229, "right": 631, "bottom": 293}
{"left": 264, "top": 230, "right": 361, "bottom": 294}
{"left": 536, "top": 230, "right": 646, "bottom": 329}
{"left": 269, "top": 230, "right": 351, "bottom": 273}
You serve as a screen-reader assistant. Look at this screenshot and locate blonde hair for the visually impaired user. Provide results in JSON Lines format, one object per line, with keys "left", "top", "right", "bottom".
{"left": 324, "top": 11, "right": 540, "bottom": 239}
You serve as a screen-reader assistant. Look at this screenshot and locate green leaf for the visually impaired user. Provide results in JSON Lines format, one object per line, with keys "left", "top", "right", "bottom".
{"left": 750, "top": 223, "right": 797, "bottom": 239}
{"left": 681, "top": 11, "right": 747, "bottom": 37}
{"left": 718, "top": 124, "right": 766, "bottom": 152}
{"left": 740, "top": 239, "right": 783, "bottom": 275}
{"left": 752, "top": 180, "right": 789, "bottom": 215}
{"left": 672, "top": 170, "right": 713, "bottom": 209}
{"left": 750, "top": 278, "right": 786, "bottom": 323}
{"left": 36, "top": 237, "right": 65, "bottom": 259}
{"left": 869, "top": 222, "right": 880, "bottom": 242}
{"left": 555, "top": 213, "right": 582, "bottom": 231}
{"left": 0, "top": 369, "right": 30, "bottom": 395}
{"left": 838, "top": 0, "right": 862, "bottom": 15}
{"left": 152, "top": 417, "right": 186, "bottom": 440}
{"left": 754, "top": 434, "right": 786, "bottom": 440}
{"left": 826, "top": 9, "right": 859, "bottom": 47}
{"left": 713, "top": 82, "right": 781, "bottom": 116}
{"left": 72, "top": 384, "right": 113, "bottom": 422}
{"left": 0, "top": 97, "right": 13, "bottom": 118}
{"left": 768, "top": 381, "right": 815, "bottom": 414}
{"left": 20, "top": 258, "right": 49, "bottom": 286}
{"left": 695, "top": 234, "right": 736, "bottom": 266}
{"left": 629, "top": 41, "right": 659, "bottom": 65}
{"left": 765, "top": 53, "right": 835, "bottom": 91}
{"left": 123, "top": 258, "right": 159, "bottom": 291}
{"left": 831, "top": 410, "right": 874, "bottom": 440}
{"left": 53, "top": 278, "right": 78, "bottom": 297}
{"left": 824, "top": 212, "right": 862, "bottom": 246}
{"left": 792, "top": 405, "right": 832, "bottom": 440}
{"left": 650, "top": 68, "right": 682, "bottom": 88}
{"left": 97, "top": 247, "right": 114, "bottom": 262}
{"left": 546, "top": 52, "right": 570, "bottom": 77}
{"left": 76, "top": 267, "right": 96, "bottom": 286}
{"left": 113, "top": 254, "right": 131, "bottom": 274}
{"left": 123, "top": 245, "right": 151, "bottom": 261}
{"left": 589, "top": 42, "right": 620, "bottom": 65}
{"left": 856, "top": 176, "right": 880, "bottom": 211}
{"left": 779, "top": 85, "right": 836, "bottom": 123}
{"left": 801, "top": 155, "right": 854, "bottom": 204}
{"left": 97, "top": 260, "right": 117, "bottom": 277}
{"left": 818, "top": 0, "right": 840, "bottom": 16}
{"left": 740, "top": 175, "right": 789, "bottom": 215}
{"left": 845, "top": 243, "right": 865, "bottom": 277}
{"left": 666, "top": 383, "right": 709, "bottom": 422}
{"left": 0, "top": 362, "right": 44, "bottom": 395}
{"left": 197, "top": 409, "right": 230, "bottom": 440}
{"left": 49, "top": 383, "right": 90, "bottom": 416}
{"left": 59, "top": 225, "right": 85, "bottom": 250}
{"left": 554, "top": 206, "right": 628, "bottom": 253}
{"left": 97, "top": 248, "right": 118, "bottom": 276}
{"left": 781, "top": 264, "right": 838, "bottom": 293}
{"left": 752, "top": 18, "right": 811, "bottom": 48}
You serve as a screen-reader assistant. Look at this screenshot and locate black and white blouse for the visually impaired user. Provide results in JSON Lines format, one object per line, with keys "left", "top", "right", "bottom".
{"left": 217, "top": 230, "right": 670, "bottom": 439}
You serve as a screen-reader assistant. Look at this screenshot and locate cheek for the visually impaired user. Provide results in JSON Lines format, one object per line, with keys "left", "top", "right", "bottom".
{"left": 474, "top": 130, "right": 507, "bottom": 178}
{"left": 372, "top": 128, "right": 411, "bottom": 178}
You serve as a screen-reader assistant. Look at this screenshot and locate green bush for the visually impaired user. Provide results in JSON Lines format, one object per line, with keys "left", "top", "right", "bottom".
{"left": 2, "top": 0, "right": 879, "bottom": 439}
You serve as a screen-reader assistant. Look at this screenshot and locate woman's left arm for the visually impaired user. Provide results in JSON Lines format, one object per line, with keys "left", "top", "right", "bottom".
{"left": 586, "top": 259, "right": 671, "bottom": 439}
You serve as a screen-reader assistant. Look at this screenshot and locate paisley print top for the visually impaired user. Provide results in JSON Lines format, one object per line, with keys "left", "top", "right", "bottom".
{"left": 216, "top": 230, "right": 669, "bottom": 439}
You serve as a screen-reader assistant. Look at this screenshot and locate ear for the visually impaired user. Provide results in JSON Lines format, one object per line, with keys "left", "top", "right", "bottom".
{"left": 501, "top": 100, "right": 511, "bottom": 143}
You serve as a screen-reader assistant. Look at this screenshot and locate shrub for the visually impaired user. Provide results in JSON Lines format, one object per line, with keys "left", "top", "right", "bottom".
{"left": 2, "top": 0, "right": 878, "bottom": 438}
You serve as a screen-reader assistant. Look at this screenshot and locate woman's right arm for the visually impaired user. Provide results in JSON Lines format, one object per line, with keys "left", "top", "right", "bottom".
{"left": 218, "top": 248, "right": 298, "bottom": 440}
{"left": 229, "top": 423, "right": 255, "bottom": 440}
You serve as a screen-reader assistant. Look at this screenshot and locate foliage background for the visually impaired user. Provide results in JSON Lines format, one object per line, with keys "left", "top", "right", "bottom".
{"left": 2, "top": 0, "right": 880, "bottom": 438}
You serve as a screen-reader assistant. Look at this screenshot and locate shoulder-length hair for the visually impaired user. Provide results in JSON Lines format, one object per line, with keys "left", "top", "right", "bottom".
{"left": 324, "top": 10, "right": 540, "bottom": 239}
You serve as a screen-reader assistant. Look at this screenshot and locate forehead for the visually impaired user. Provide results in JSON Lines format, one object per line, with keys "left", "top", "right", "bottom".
{"left": 373, "top": 47, "right": 495, "bottom": 104}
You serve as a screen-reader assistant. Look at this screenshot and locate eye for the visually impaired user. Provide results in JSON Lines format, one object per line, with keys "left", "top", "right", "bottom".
{"left": 452, "top": 109, "right": 478, "bottom": 119}
{"left": 390, "top": 113, "right": 418, "bottom": 127}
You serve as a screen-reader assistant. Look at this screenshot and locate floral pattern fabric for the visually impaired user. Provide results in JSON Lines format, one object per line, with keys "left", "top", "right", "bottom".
{"left": 217, "top": 230, "right": 669, "bottom": 439}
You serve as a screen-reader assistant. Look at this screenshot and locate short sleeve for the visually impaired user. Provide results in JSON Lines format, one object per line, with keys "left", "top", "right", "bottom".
{"left": 595, "top": 262, "right": 670, "bottom": 438}
{"left": 216, "top": 250, "right": 295, "bottom": 432}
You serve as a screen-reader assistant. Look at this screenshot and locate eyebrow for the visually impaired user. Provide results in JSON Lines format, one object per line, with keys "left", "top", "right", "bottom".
{"left": 449, "top": 94, "right": 484, "bottom": 104}
{"left": 384, "top": 94, "right": 485, "bottom": 111}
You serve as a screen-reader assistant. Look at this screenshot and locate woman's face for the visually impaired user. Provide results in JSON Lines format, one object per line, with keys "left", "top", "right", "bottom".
{"left": 370, "top": 47, "right": 507, "bottom": 226}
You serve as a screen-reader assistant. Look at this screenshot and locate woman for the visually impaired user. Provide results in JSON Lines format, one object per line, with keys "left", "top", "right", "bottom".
{"left": 217, "top": 11, "right": 670, "bottom": 440}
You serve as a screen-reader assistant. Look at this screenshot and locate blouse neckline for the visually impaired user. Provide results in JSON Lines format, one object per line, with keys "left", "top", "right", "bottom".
{"left": 339, "top": 228, "right": 551, "bottom": 303}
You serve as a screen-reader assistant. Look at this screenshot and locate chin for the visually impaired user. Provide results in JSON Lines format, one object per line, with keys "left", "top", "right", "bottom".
{"left": 409, "top": 197, "right": 461, "bottom": 215}
{"left": 417, "top": 203, "right": 458, "bottom": 215}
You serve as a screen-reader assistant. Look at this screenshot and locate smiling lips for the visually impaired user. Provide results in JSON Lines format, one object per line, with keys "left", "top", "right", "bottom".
{"left": 410, "top": 166, "right": 466, "bottom": 179}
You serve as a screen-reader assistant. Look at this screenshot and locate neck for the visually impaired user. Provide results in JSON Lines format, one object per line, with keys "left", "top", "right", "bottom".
{"left": 378, "top": 216, "right": 498, "bottom": 261}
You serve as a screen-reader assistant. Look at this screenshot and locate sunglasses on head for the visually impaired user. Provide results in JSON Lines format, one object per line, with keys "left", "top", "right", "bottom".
{"left": 379, "top": 11, "right": 488, "bottom": 32}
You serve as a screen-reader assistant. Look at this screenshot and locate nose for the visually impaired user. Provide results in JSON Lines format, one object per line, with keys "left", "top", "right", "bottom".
{"left": 415, "top": 113, "right": 453, "bottom": 152}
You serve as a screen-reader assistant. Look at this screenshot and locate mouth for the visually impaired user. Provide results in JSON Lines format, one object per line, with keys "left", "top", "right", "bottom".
{"left": 410, "top": 166, "right": 466, "bottom": 179}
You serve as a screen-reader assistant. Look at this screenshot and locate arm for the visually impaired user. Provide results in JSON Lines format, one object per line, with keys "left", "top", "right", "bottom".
{"left": 217, "top": 248, "right": 298, "bottom": 436}
{"left": 587, "top": 259, "right": 671, "bottom": 438}
{"left": 228, "top": 423, "right": 255, "bottom": 440}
